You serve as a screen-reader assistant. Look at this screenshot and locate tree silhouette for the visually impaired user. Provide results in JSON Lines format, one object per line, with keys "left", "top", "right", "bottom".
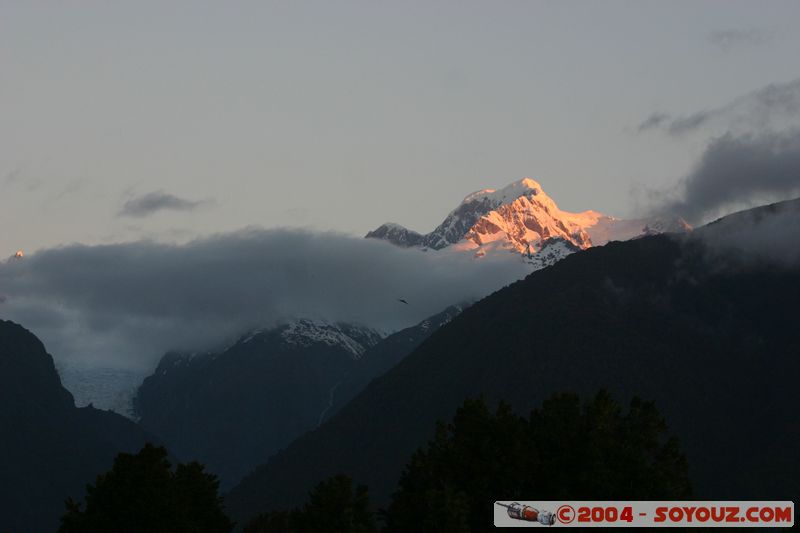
{"left": 59, "top": 443, "right": 233, "bottom": 533}
{"left": 385, "top": 391, "right": 691, "bottom": 532}
{"left": 245, "top": 475, "right": 377, "bottom": 533}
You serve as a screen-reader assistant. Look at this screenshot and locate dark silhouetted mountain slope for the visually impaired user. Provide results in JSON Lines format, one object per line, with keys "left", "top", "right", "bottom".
{"left": 135, "top": 321, "right": 383, "bottom": 489}
{"left": 135, "top": 308, "right": 466, "bottom": 491}
{"left": 226, "top": 199, "right": 800, "bottom": 525}
{"left": 0, "top": 320, "right": 155, "bottom": 533}
{"left": 321, "top": 305, "right": 464, "bottom": 424}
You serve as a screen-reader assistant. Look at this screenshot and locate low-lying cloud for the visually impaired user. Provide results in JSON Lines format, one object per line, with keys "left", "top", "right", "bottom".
{"left": 693, "top": 196, "right": 800, "bottom": 268}
{"left": 0, "top": 229, "right": 530, "bottom": 370}
{"left": 119, "top": 191, "right": 206, "bottom": 217}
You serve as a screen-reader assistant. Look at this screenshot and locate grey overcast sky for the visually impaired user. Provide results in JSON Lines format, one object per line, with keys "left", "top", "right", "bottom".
{"left": 2, "top": 1, "right": 800, "bottom": 253}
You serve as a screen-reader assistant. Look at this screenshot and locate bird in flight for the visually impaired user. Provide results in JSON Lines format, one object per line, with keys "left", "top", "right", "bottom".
{"left": 397, "top": 298, "right": 409, "bottom": 305}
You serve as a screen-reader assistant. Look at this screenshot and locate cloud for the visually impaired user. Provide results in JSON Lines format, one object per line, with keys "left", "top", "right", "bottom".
{"left": 658, "top": 128, "right": 800, "bottom": 223}
{"left": 667, "top": 110, "right": 716, "bottom": 136}
{"left": 638, "top": 78, "right": 800, "bottom": 136}
{"left": 708, "top": 28, "right": 772, "bottom": 52}
{"left": 0, "top": 230, "right": 530, "bottom": 370}
{"left": 2, "top": 167, "right": 24, "bottom": 185}
{"left": 2, "top": 166, "right": 42, "bottom": 191}
{"left": 640, "top": 79, "right": 800, "bottom": 223}
{"left": 119, "top": 191, "right": 207, "bottom": 217}
{"left": 637, "top": 112, "right": 670, "bottom": 132}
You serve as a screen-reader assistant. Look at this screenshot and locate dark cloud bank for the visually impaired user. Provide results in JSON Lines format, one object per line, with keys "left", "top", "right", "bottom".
{"left": 641, "top": 78, "right": 800, "bottom": 223}
{"left": 119, "top": 191, "right": 206, "bottom": 217}
{"left": 0, "top": 230, "right": 529, "bottom": 369}
{"left": 2, "top": 206, "right": 798, "bottom": 373}
{"left": 665, "top": 128, "right": 800, "bottom": 222}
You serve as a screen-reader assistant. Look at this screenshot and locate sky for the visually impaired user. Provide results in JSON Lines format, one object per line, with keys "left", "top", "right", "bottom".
{"left": 3, "top": 1, "right": 800, "bottom": 254}
{"left": 1, "top": 2, "right": 800, "bottom": 374}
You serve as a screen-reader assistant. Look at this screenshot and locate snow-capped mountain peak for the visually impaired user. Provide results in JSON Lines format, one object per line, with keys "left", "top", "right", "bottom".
{"left": 365, "top": 223, "right": 423, "bottom": 248}
{"left": 366, "top": 177, "right": 691, "bottom": 268}
{"left": 460, "top": 177, "right": 544, "bottom": 206}
{"left": 4, "top": 250, "right": 25, "bottom": 262}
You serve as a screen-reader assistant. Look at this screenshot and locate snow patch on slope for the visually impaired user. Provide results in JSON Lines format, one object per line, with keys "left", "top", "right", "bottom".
{"left": 280, "top": 320, "right": 383, "bottom": 359}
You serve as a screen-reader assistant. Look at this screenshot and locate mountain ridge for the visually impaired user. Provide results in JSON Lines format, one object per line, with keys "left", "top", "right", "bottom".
{"left": 134, "top": 307, "right": 468, "bottom": 490}
{"left": 366, "top": 178, "right": 691, "bottom": 259}
{"left": 135, "top": 320, "right": 383, "bottom": 489}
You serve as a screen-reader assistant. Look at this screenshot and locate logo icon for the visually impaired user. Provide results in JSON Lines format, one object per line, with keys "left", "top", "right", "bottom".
{"left": 496, "top": 502, "right": 556, "bottom": 526}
